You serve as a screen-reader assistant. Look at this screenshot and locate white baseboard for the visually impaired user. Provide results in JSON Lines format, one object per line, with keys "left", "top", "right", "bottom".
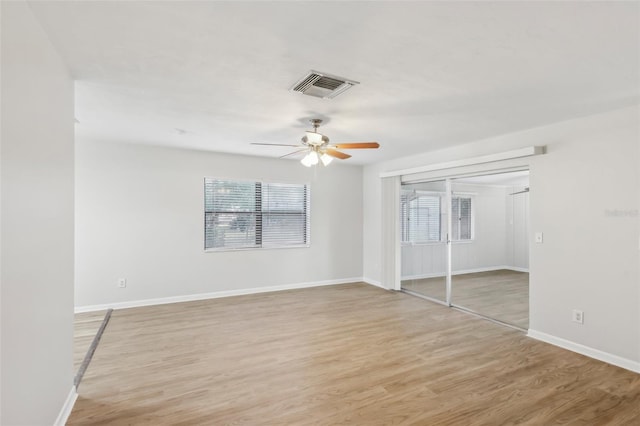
{"left": 75, "top": 277, "right": 362, "bottom": 313}
{"left": 401, "top": 272, "right": 446, "bottom": 280}
{"left": 504, "top": 266, "right": 529, "bottom": 273}
{"left": 402, "top": 265, "right": 529, "bottom": 280}
{"left": 362, "top": 277, "right": 387, "bottom": 290}
{"left": 54, "top": 386, "right": 77, "bottom": 426}
{"left": 527, "top": 329, "right": 640, "bottom": 374}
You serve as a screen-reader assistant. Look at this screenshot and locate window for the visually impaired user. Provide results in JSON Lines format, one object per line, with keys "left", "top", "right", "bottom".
{"left": 452, "top": 196, "right": 472, "bottom": 241}
{"left": 204, "top": 178, "right": 310, "bottom": 250}
{"left": 401, "top": 192, "right": 442, "bottom": 242}
{"left": 401, "top": 191, "right": 473, "bottom": 243}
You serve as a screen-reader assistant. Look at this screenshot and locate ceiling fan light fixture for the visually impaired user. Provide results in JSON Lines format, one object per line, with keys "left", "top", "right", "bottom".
{"left": 300, "top": 155, "right": 313, "bottom": 167}
{"left": 305, "top": 131, "right": 324, "bottom": 145}
{"left": 320, "top": 153, "right": 333, "bottom": 166}
{"left": 301, "top": 151, "right": 319, "bottom": 167}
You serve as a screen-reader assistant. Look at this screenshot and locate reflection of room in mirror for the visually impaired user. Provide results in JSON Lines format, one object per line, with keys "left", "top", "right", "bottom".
{"left": 401, "top": 170, "right": 530, "bottom": 330}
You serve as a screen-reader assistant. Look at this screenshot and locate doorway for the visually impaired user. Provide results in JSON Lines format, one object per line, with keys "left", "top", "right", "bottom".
{"left": 400, "top": 170, "right": 530, "bottom": 330}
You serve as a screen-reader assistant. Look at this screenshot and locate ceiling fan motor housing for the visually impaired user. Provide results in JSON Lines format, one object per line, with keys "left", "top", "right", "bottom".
{"left": 302, "top": 133, "right": 330, "bottom": 146}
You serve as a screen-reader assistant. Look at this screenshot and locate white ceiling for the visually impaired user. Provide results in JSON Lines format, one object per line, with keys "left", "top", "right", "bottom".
{"left": 28, "top": 1, "right": 640, "bottom": 165}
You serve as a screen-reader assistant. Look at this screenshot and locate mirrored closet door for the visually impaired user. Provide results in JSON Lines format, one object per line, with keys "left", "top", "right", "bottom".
{"left": 400, "top": 180, "right": 449, "bottom": 304}
{"left": 400, "top": 171, "right": 530, "bottom": 330}
{"left": 449, "top": 171, "right": 530, "bottom": 329}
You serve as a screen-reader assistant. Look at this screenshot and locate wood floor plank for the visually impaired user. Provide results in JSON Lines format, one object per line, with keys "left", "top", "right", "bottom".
{"left": 68, "top": 283, "right": 639, "bottom": 425}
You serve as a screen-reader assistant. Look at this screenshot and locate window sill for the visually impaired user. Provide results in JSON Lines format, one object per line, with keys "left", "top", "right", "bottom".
{"left": 205, "top": 244, "right": 310, "bottom": 253}
{"left": 452, "top": 239, "right": 475, "bottom": 244}
{"left": 401, "top": 239, "right": 475, "bottom": 247}
{"left": 402, "top": 241, "right": 446, "bottom": 247}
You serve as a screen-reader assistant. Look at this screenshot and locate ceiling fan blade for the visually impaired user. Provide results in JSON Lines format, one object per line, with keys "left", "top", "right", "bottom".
{"left": 332, "top": 142, "right": 380, "bottom": 149}
{"left": 251, "top": 143, "right": 302, "bottom": 147}
{"left": 279, "top": 149, "right": 308, "bottom": 159}
{"left": 325, "top": 149, "right": 351, "bottom": 160}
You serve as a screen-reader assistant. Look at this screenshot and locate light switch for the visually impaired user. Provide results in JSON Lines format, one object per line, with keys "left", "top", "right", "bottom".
{"left": 535, "top": 232, "right": 543, "bottom": 243}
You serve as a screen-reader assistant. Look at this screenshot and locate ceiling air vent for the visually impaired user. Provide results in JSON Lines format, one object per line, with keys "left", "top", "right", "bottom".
{"left": 290, "top": 70, "right": 359, "bottom": 99}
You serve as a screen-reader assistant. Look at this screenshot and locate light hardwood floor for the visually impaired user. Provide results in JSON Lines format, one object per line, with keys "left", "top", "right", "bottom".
{"left": 402, "top": 270, "right": 529, "bottom": 329}
{"left": 69, "top": 283, "right": 639, "bottom": 425}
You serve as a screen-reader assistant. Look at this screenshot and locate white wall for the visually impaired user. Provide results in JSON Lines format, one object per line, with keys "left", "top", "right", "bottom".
{"left": 75, "top": 140, "right": 363, "bottom": 308}
{"left": 364, "top": 105, "right": 639, "bottom": 366}
{"left": 451, "top": 183, "right": 507, "bottom": 273}
{"left": 1, "top": 2, "right": 75, "bottom": 424}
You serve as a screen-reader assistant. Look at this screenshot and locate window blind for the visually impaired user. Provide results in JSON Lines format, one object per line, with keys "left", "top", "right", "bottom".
{"left": 452, "top": 196, "right": 472, "bottom": 240}
{"left": 401, "top": 191, "right": 441, "bottom": 243}
{"left": 401, "top": 192, "right": 472, "bottom": 243}
{"left": 204, "top": 179, "right": 310, "bottom": 250}
{"left": 261, "top": 183, "right": 309, "bottom": 247}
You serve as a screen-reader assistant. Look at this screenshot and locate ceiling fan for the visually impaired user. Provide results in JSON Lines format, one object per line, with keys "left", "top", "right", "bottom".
{"left": 251, "top": 119, "right": 379, "bottom": 167}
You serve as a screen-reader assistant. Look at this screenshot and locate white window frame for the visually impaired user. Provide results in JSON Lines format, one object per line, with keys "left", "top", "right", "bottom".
{"left": 401, "top": 191, "right": 474, "bottom": 245}
{"left": 451, "top": 194, "right": 474, "bottom": 242}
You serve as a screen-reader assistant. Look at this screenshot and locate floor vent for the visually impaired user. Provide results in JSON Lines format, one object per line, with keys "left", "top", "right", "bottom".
{"left": 290, "top": 70, "right": 359, "bottom": 99}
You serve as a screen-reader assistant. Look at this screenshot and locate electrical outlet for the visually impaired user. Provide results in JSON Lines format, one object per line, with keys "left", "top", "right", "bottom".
{"left": 572, "top": 309, "right": 584, "bottom": 324}
{"left": 117, "top": 278, "right": 127, "bottom": 288}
